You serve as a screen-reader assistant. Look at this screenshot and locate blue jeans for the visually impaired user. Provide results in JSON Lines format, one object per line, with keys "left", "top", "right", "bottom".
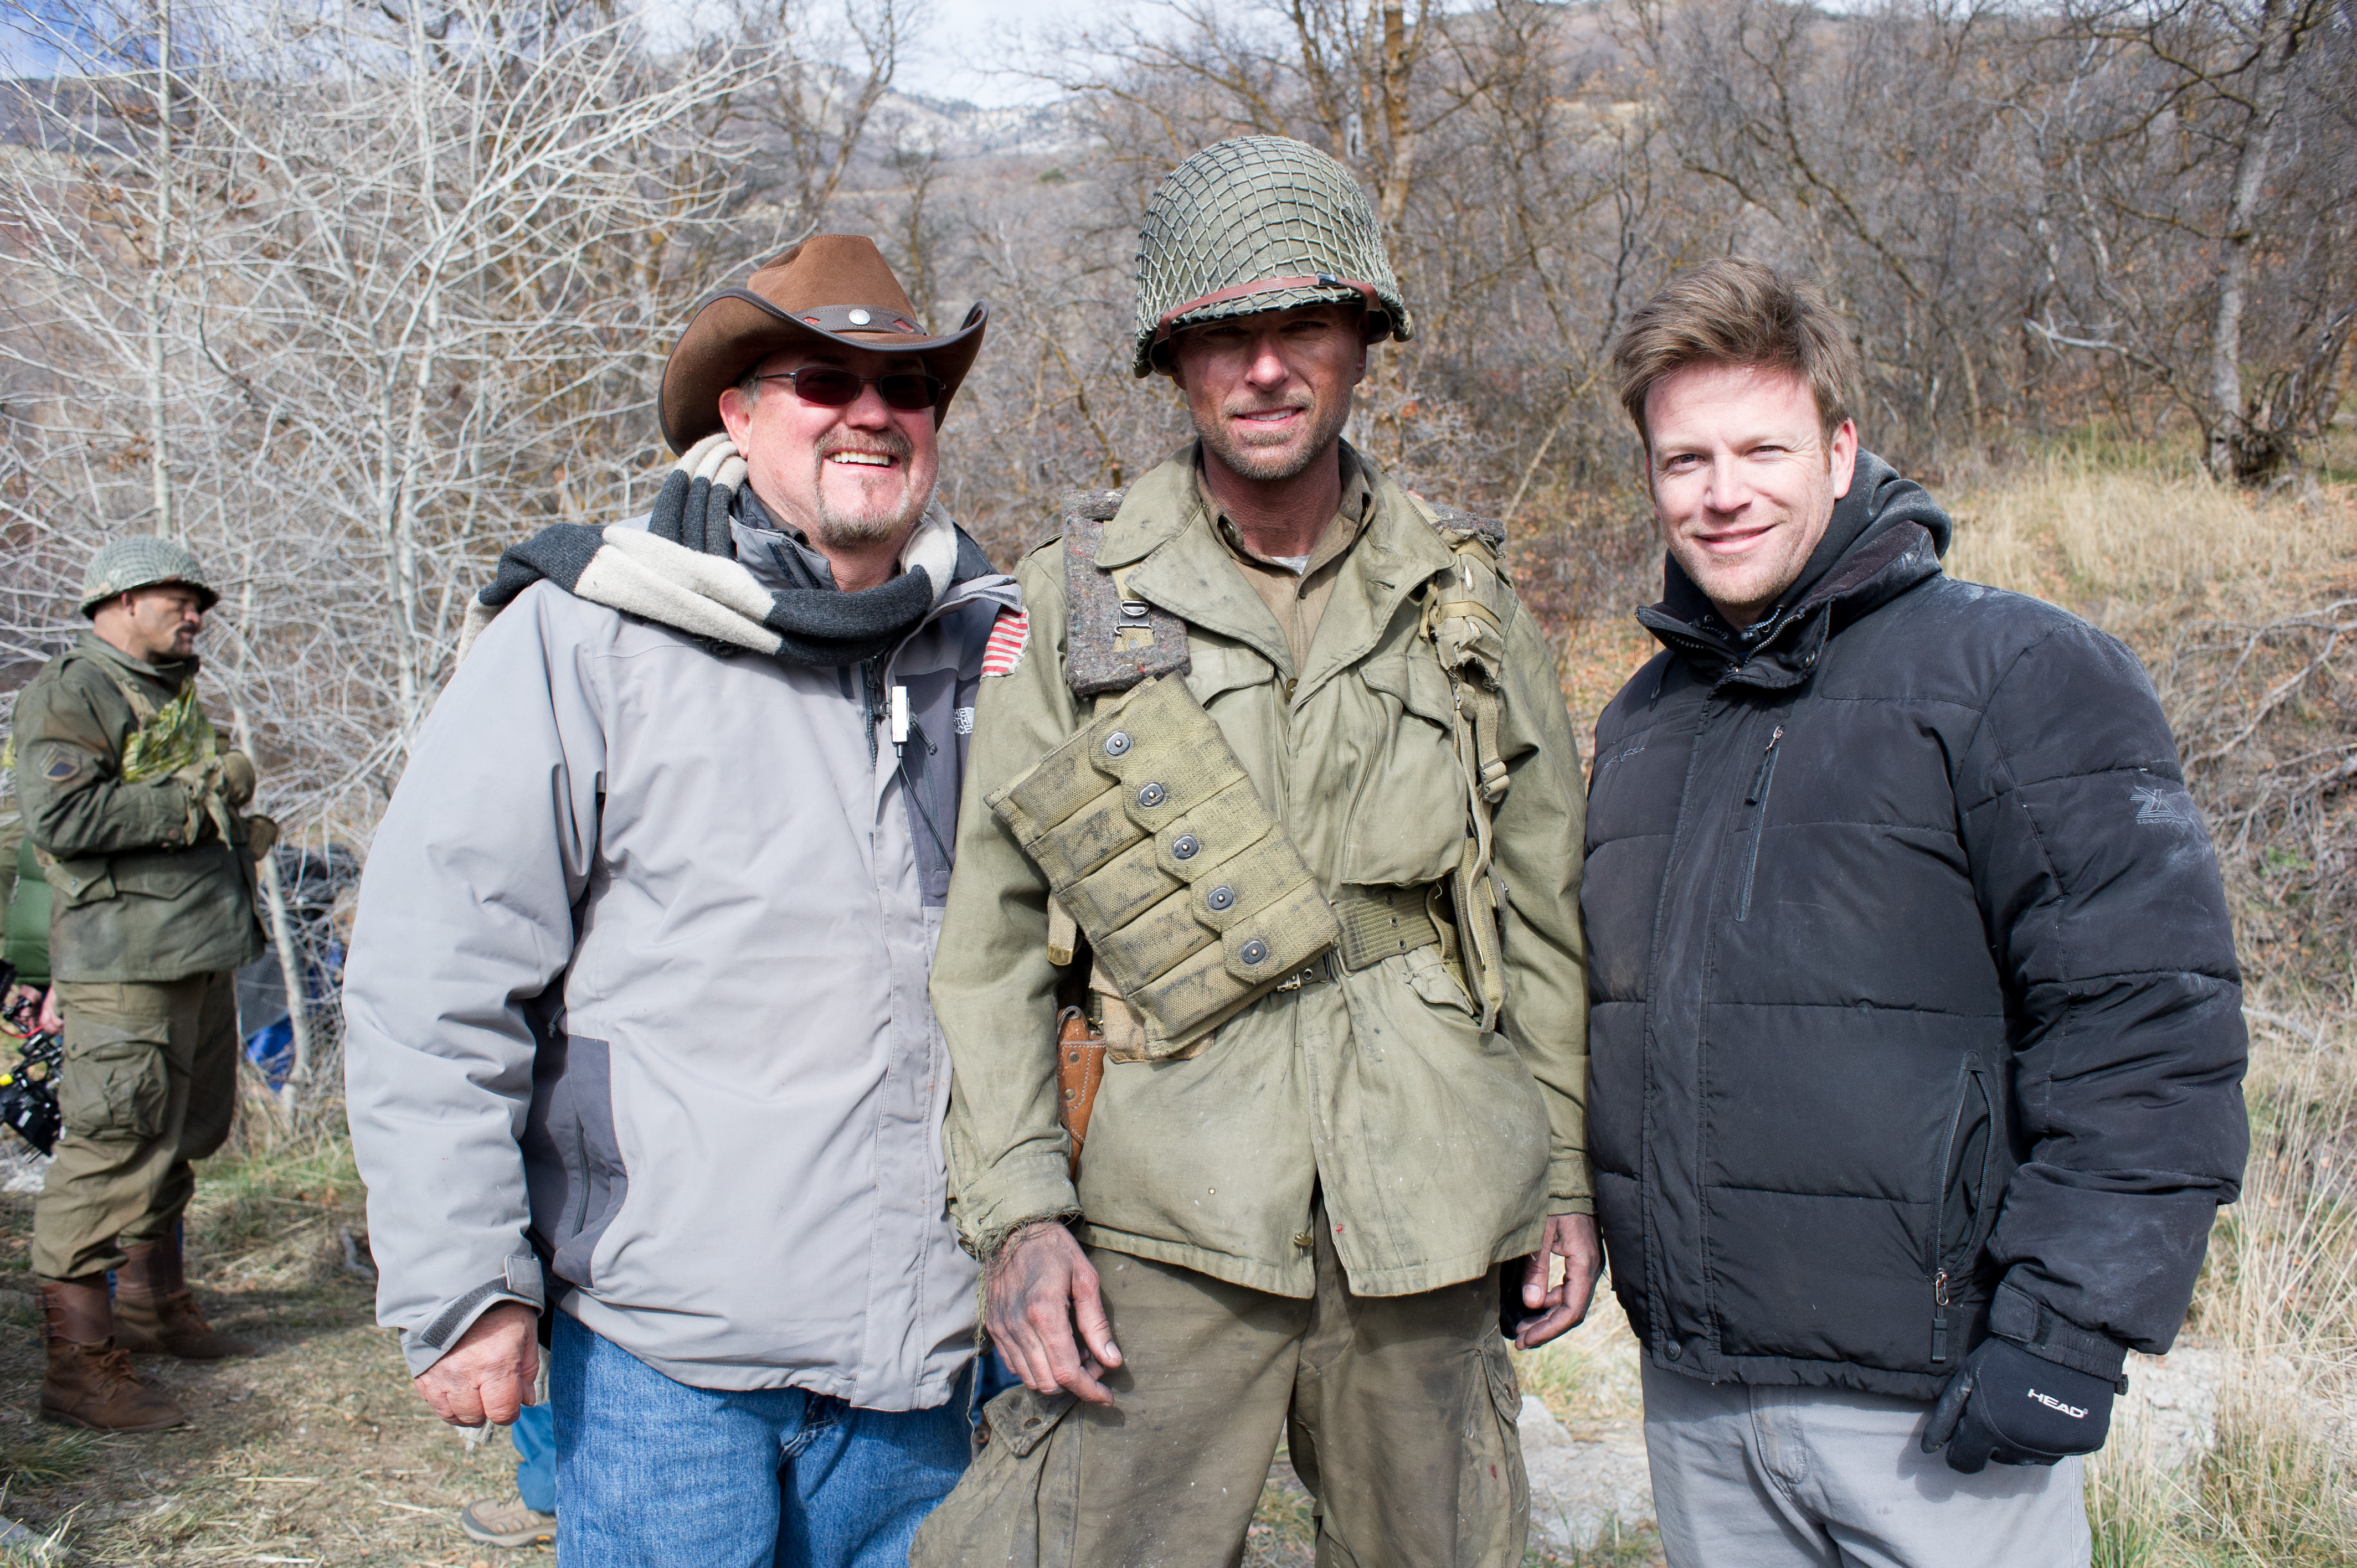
{"left": 512, "top": 1402, "right": 556, "bottom": 1514}
{"left": 550, "top": 1312, "right": 971, "bottom": 1568}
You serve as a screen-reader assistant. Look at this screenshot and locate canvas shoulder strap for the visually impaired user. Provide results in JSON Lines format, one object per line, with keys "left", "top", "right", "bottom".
{"left": 1405, "top": 492, "right": 1515, "bottom": 1029}
{"left": 1060, "top": 489, "right": 1191, "bottom": 698}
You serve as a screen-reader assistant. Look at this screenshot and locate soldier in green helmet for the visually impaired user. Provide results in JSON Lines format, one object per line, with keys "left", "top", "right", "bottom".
{"left": 914, "top": 137, "right": 1597, "bottom": 1565}
{"left": 8, "top": 535, "right": 271, "bottom": 1433}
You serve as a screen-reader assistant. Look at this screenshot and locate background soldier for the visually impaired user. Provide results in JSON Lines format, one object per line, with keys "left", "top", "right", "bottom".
{"left": 915, "top": 137, "right": 1597, "bottom": 1567}
{"left": 11, "top": 537, "right": 267, "bottom": 1433}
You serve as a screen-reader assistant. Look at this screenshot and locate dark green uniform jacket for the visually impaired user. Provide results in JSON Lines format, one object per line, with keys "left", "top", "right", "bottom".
{"left": 9, "top": 634, "right": 263, "bottom": 983}
{"left": 2, "top": 827, "right": 50, "bottom": 986}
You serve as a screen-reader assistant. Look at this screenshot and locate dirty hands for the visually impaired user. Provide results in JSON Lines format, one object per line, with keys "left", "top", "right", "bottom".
{"left": 415, "top": 1301, "right": 538, "bottom": 1427}
{"left": 987, "top": 1220, "right": 1123, "bottom": 1406}
{"left": 1512, "top": 1213, "right": 1604, "bottom": 1350}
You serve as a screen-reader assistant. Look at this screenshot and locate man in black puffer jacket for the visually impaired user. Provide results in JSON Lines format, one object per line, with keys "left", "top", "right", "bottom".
{"left": 1582, "top": 259, "right": 2247, "bottom": 1568}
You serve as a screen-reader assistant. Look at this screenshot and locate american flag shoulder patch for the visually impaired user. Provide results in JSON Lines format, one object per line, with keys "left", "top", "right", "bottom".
{"left": 981, "top": 607, "right": 1028, "bottom": 677}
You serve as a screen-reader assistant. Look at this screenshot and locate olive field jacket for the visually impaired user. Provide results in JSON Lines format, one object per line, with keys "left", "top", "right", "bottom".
{"left": 932, "top": 445, "right": 1591, "bottom": 1299}
{"left": 9, "top": 635, "right": 261, "bottom": 983}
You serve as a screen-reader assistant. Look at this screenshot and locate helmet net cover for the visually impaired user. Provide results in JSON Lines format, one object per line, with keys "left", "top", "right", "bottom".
{"left": 1132, "top": 135, "right": 1412, "bottom": 378}
{"left": 79, "top": 535, "right": 217, "bottom": 617}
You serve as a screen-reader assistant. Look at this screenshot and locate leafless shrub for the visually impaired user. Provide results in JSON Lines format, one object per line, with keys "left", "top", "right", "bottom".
{"left": 2165, "top": 601, "right": 2357, "bottom": 981}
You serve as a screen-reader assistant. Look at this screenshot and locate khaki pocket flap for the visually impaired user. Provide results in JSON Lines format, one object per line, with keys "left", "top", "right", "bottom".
{"left": 110, "top": 853, "right": 213, "bottom": 902}
{"left": 1358, "top": 647, "right": 1458, "bottom": 727}
{"left": 1483, "top": 1333, "right": 1523, "bottom": 1422}
{"left": 1191, "top": 849, "right": 1313, "bottom": 936}
{"left": 991, "top": 740, "right": 1107, "bottom": 846}
{"left": 39, "top": 854, "right": 115, "bottom": 906}
{"left": 1090, "top": 886, "right": 1218, "bottom": 1000}
{"left": 1130, "top": 938, "right": 1245, "bottom": 1054}
{"left": 1150, "top": 778, "right": 1275, "bottom": 883}
{"left": 1219, "top": 878, "right": 1339, "bottom": 984}
{"left": 1059, "top": 837, "right": 1180, "bottom": 934}
{"left": 1023, "top": 791, "right": 1144, "bottom": 888}
{"left": 982, "top": 1384, "right": 1078, "bottom": 1459}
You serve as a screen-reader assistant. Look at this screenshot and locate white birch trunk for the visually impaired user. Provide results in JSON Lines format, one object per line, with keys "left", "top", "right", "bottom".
{"left": 2206, "top": 0, "right": 2297, "bottom": 483}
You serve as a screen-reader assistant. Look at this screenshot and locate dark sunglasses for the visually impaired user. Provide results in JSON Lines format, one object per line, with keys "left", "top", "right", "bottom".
{"left": 751, "top": 367, "right": 945, "bottom": 412}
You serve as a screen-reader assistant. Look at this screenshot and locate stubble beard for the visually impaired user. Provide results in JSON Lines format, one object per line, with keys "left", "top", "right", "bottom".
{"left": 809, "top": 427, "right": 932, "bottom": 550}
{"left": 1198, "top": 389, "right": 1354, "bottom": 483}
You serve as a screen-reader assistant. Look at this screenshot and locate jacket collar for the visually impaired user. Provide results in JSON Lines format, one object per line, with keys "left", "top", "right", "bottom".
{"left": 1108, "top": 440, "right": 1454, "bottom": 690}
{"left": 1637, "top": 451, "right": 1949, "bottom": 690}
{"left": 75, "top": 629, "right": 195, "bottom": 689}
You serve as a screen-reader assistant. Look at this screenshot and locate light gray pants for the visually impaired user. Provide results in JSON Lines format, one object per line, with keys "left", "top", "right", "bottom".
{"left": 1643, "top": 1361, "right": 2091, "bottom": 1568}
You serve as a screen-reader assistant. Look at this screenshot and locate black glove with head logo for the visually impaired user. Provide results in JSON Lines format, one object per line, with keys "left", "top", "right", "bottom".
{"left": 1922, "top": 1337, "right": 2117, "bottom": 1474}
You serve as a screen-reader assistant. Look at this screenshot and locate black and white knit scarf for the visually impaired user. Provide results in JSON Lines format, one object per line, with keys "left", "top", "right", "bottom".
{"left": 457, "top": 433, "right": 960, "bottom": 665}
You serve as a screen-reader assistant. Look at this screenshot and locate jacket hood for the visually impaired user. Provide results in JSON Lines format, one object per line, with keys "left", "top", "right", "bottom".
{"left": 1645, "top": 450, "right": 1949, "bottom": 685}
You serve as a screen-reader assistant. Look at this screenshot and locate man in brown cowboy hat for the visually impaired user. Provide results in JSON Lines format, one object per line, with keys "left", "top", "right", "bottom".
{"left": 342, "top": 235, "right": 1017, "bottom": 1567}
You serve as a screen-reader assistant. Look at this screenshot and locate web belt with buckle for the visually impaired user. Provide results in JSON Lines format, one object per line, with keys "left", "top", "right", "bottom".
{"left": 1274, "top": 953, "right": 1340, "bottom": 992}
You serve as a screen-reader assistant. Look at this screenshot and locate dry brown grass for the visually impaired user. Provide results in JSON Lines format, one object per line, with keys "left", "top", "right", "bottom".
{"left": 2088, "top": 1013, "right": 2357, "bottom": 1566}
{"left": 1944, "top": 453, "right": 2357, "bottom": 613}
{"left": 0, "top": 1132, "right": 532, "bottom": 1566}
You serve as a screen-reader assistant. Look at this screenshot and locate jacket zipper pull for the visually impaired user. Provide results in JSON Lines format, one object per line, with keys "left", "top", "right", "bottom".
{"left": 890, "top": 685, "right": 910, "bottom": 757}
{"left": 1746, "top": 725, "right": 1785, "bottom": 804}
{"left": 1932, "top": 1268, "right": 1951, "bottom": 1363}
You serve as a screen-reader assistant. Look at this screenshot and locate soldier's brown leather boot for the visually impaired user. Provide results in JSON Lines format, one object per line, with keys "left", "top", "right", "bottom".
{"left": 115, "top": 1234, "right": 255, "bottom": 1359}
{"left": 39, "top": 1277, "right": 187, "bottom": 1432}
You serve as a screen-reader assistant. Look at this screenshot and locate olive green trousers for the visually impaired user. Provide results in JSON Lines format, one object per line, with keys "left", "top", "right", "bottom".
{"left": 912, "top": 1214, "right": 1529, "bottom": 1568}
{"left": 32, "top": 972, "right": 239, "bottom": 1281}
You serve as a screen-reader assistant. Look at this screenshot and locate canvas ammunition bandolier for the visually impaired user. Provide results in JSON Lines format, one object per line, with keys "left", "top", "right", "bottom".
{"left": 994, "top": 488, "right": 1521, "bottom": 1159}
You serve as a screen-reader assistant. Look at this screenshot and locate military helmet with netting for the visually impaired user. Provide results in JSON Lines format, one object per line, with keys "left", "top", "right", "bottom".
{"left": 1132, "top": 136, "right": 1411, "bottom": 378}
{"left": 78, "top": 535, "right": 218, "bottom": 617}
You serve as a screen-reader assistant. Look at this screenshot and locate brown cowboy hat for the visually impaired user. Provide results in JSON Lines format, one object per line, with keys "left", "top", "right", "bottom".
{"left": 660, "top": 234, "right": 988, "bottom": 451}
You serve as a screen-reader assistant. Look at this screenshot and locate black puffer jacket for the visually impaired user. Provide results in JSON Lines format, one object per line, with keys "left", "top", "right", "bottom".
{"left": 1581, "top": 455, "right": 2248, "bottom": 1400}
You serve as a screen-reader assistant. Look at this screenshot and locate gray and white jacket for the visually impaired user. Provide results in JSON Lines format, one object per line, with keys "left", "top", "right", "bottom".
{"left": 343, "top": 508, "right": 1018, "bottom": 1408}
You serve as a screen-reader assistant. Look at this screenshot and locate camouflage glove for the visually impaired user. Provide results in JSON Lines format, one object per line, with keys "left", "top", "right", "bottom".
{"left": 218, "top": 750, "right": 256, "bottom": 807}
{"left": 1922, "top": 1338, "right": 2117, "bottom": 1474}
{"left": 170, "top": 755, "right": 246, "bottom": 845}
{"left": 244, "top": 813, "right": 279, "bottom": 863}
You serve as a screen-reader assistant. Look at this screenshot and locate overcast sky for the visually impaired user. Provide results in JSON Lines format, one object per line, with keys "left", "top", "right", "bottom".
{"left": 893, "top": 0, "right": 1084, "bottom": 106}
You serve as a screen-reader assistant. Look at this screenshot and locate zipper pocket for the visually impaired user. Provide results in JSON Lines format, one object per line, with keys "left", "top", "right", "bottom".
{"left": 1733, "top": 725, "right": 1784, "bottom": 922}
{"left": 571, "top": 1122, "right": 594, "bottom": 1235}
{"left": 1929, "top": 1057, "right": 1993, "bottom": 1363}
